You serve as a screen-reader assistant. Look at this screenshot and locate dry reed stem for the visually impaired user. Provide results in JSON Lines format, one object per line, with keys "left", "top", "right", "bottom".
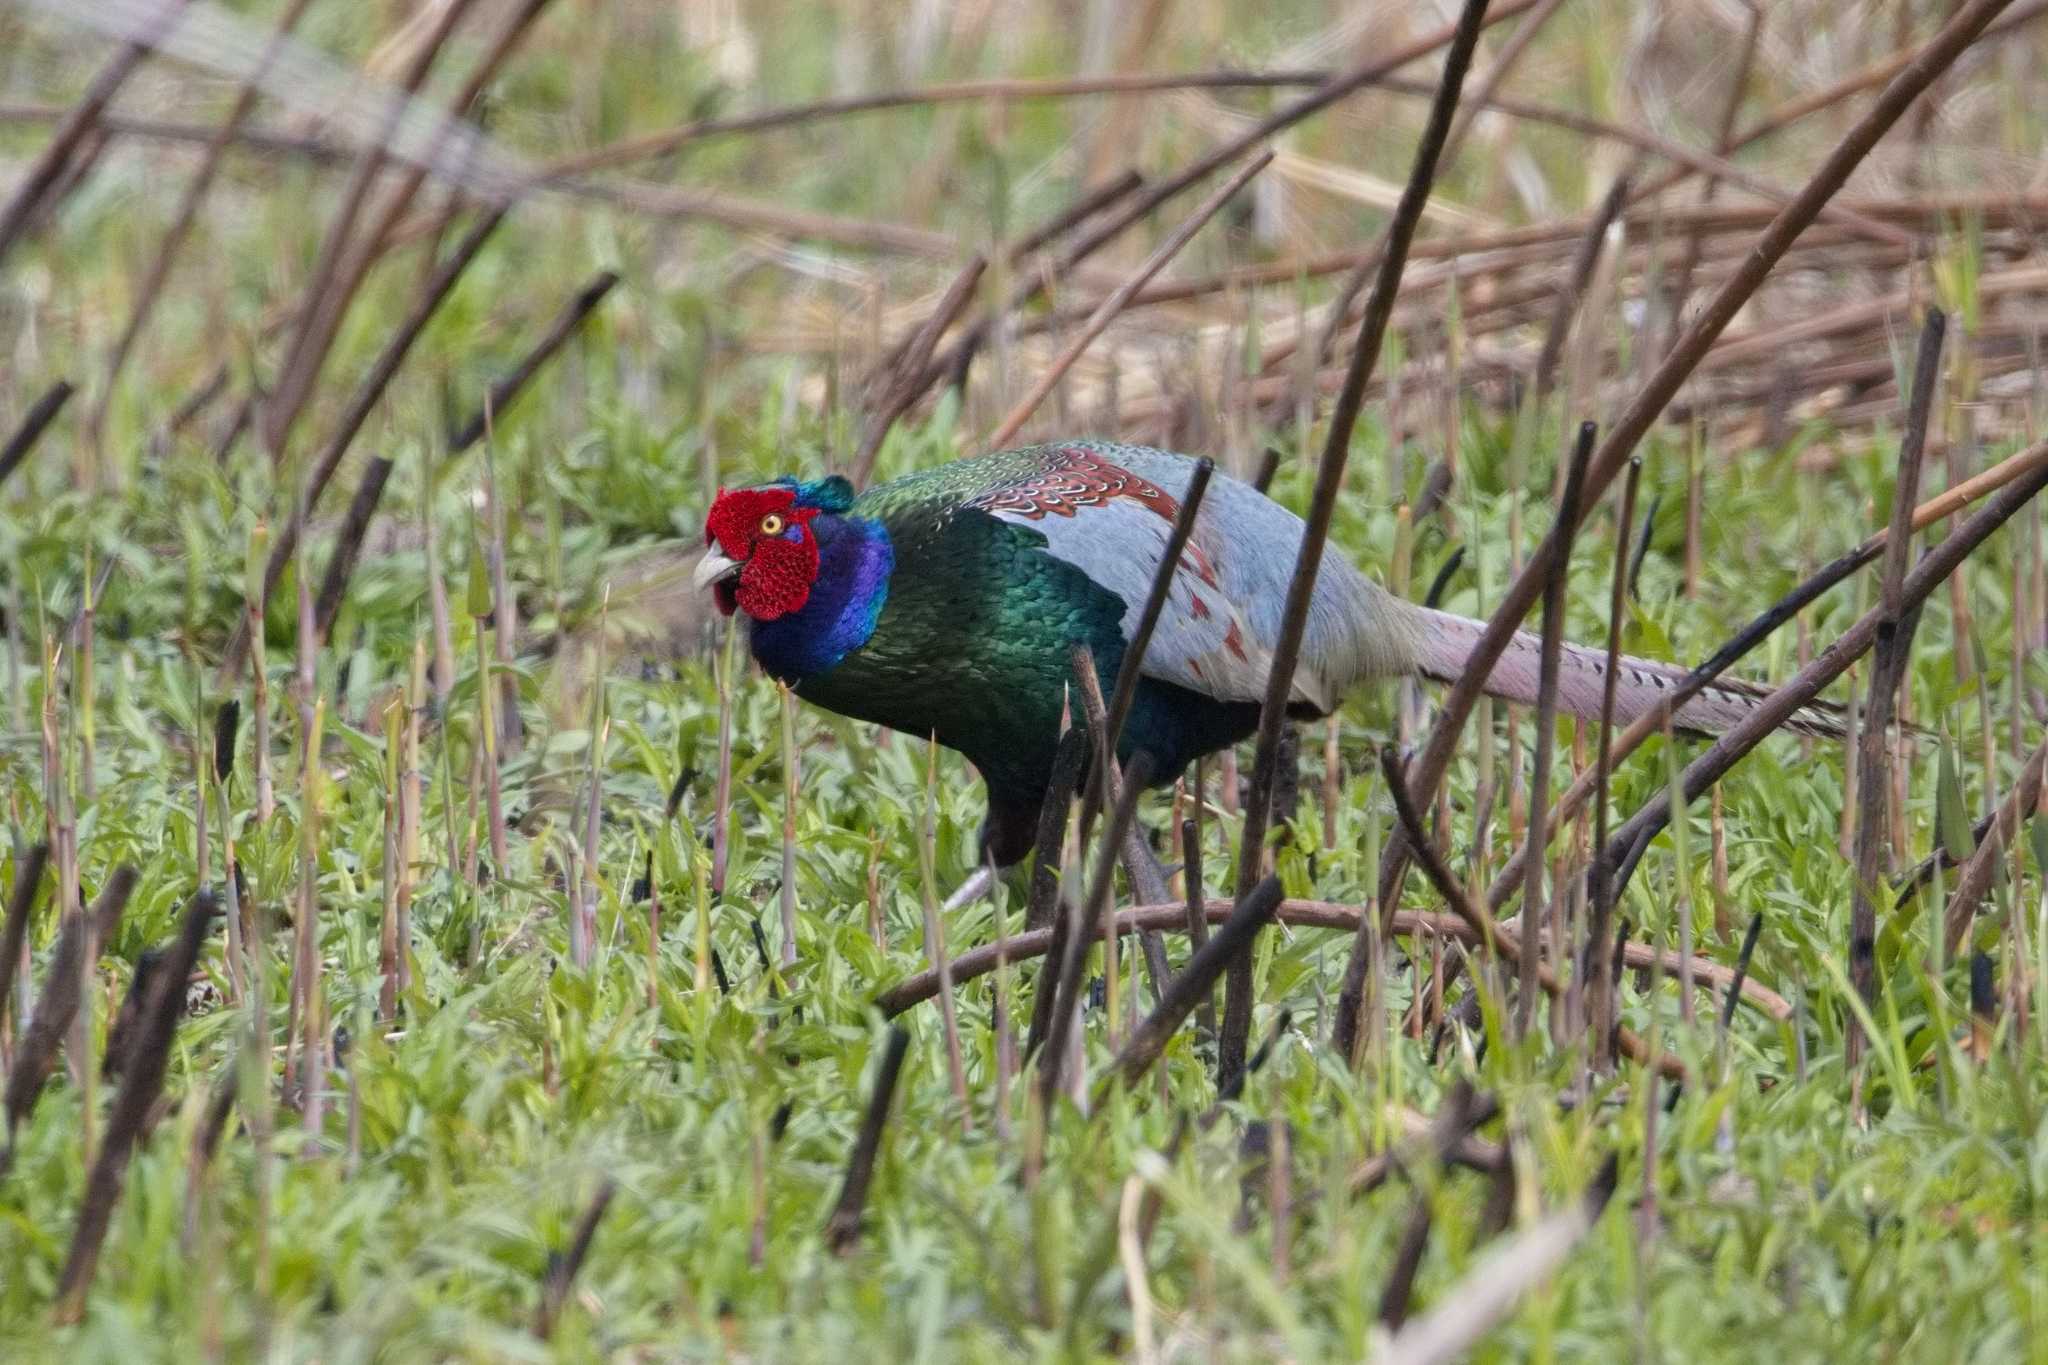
{"left": 875, "top": 900, "right": 1790, "bottom": 1025}
{"left": 1239, "top": 0, "right": 1490, "bottom": 1077}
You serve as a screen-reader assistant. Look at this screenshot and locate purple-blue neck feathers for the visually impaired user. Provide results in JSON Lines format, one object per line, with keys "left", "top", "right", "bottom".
{"left": 748, "top": 512, "right": 893, "bottom": 683}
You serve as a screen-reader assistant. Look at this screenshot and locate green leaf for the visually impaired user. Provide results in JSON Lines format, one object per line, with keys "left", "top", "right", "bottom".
{"left": 1936, "top": 729, "right": 1975, "bottom": 865}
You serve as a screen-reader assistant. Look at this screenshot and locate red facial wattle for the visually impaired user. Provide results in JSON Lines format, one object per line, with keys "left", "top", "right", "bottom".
{"left": 702, "top": 486, "right": 822, "bottom": 621}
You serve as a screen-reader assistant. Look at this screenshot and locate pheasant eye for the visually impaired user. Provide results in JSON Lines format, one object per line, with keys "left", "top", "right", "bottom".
{"left": 759, "top": 513, "right": 785, "bottom": 536}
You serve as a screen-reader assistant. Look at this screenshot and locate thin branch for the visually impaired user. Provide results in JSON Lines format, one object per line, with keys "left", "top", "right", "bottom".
{"left": 874, "top": 899, "right": 1789, "bottom": 1024}
{"left": 1254, "top": 0, "right": 1488, "bottom": 1076}
{"left": 1848, "top": 310, "right": 1944, "bottom": 1064}
{"left": 824, "top": 1026, "right": 909, "bottom": 1253}
{"left": 449, "top": 270, "right": 620, "bottom": 453}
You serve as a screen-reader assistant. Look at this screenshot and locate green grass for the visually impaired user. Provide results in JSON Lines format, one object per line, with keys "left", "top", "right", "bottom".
{"left": 2, "top": 374, "right": 2045, "bottom": 1359}
{"left": 4, "top": 1, "right": 2048, "bottom": 1359}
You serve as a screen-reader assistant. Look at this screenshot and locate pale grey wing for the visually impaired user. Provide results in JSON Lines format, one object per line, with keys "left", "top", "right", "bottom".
{"left": 988, "top": 492, "right": 1299, "bottom": 705}
{"left": 986, "top": 443, "right": 1418, "bottom": 710}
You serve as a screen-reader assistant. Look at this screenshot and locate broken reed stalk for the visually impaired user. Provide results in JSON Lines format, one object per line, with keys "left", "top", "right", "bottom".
{"left": 379, "top": 693, "right": 404, "bottom": 1022}
{"left": 984, "top": 151, "right": 1272, "bottom": 450}
{"left": 920, "top": 735, "right": 972, "bottom": 1129}
{"left": 1378, "top": 745, "right": 1684, "bottom": 1079}
{"left": 481, "top": 401, "right": 521, "bottom": 752}
{"left": 449, "top": 270, "right": 619, "bottom": 452}
{"left": 1066, "top": 646, "right": 1170, "bottom": 1002}
{"left": 1587, "top": 459, "right": 1643, "bottom": 1065}
{"left": 1517, "top": 423, "right": 1594, "bottom": 1038}
{"left": 1093, "top": 876, "right": 1282, "bottom": 1103}
{"left": 1227, "top": 0, "right": 1492, "bottom": 1084}
{"left": 849, "top": 253, "right": 987, "bottom": 486}
{"left": 291, "top": 575, "right": 327, "bottom": 1143}
{"left": 825, "top": 1026, "right": 910, "bottom": 1253}
{"left": 876, "top": 898, "right": 1789, "bottom": 1025}
{"left": 1040, "top": 748, "right": 1153, "bottom": 1109}
{"left": 1942, "top": 734, "right": 2048, "bottom": 955}
{"left": 1600, "top": 456, "right": 2048, "bottom": 906}
{"left": 778, "top": 685, "right": 799, "bottom": 967}
{"left": 1719, "top": 912, "right": 1767, "bottom": 1051}
{"left": 711, "top": 618, "right": 738, "bottom": 899}
{"left": 1008, "top": 170, "right": 1144, "bottom": 260}
{"left": 224, "top": 205, "right": 509, "bottom": 679}
{"left": 1377, "top": 1083, "right": 1483, "bottom": 1331}
{"left": 1025, "top": 727, "right": 1090, "bottom": 937}
{"left": 1848, "top": 309, "right": 1944, "bottom": 1068}
{"left": 53, "top": 892, "right": 216, "bottom": 1323}
{"left": 0, "top": 844, "right": 50, "bottom": 1042}
{"left": 1378, "top": 1155, "right": 1620, "bottom": 1365}
{"left": 1367, "top": 0, "right": 2025, "bottom": 1013}
{"left": 3, "top": 866, "right": 136, "bottom": 1153}
{"left": 1023, "top": 729, "right": 1090, "bottom": 1061}
{"left": 99, "top": 0, "right": 314, "bottom": 419}
{"left": 533, "top": 1179, "right": 616, "bottom": 1341}
{"left": 0, "top": 381, "right": 75, "bottom": 491}
{"left": 311, "top": 455, "right": 396, "bottom": 642}
{"left": 0, "top": 0, "right": 184, "bottom": 268}
{"left": 1180, "top": 816, "right": 1216, "bottom": 1036}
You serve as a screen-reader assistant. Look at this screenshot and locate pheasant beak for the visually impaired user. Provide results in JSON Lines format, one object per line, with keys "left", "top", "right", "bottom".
{"left": 693, "top": 548, "right": 743, "bottom": 593}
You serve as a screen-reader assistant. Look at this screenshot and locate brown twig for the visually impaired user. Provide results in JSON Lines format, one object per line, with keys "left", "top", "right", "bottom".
{"left": 449, "top": 270, "right": 620, "bottom": 453}
{"left": 1488, "top": 437, "right": 2048, "bottom": 923}
{"left": 0, "top": 844, "right": 50, "bottom": 1047}
{"left": 312, "top": 455, "right": 396, "bottom": 644}
{"left": 848, "top": 253, "right": 986, "bottom": 486}
{"left": 1041, "top": 737, "right": 1152, "bottom": 1108}
{"left": 0, "top": 1, "right": 186, "bottom": 267}
{"left": 1023, "top": 730, "right": 1091, "bottom": 1061}
{"left": 4, "top": 866, "right": 136, "bottom": 1152}
{"left": 1377, "top": 1083, "right": 1484, "bottom": 1330}
{"left": 1378, "top": 745, "right": 1684, "bottom": 1079}
{"left": 825, "top": 1026, "right": 909, "bottom": 1253}
{"left": 1252, "top": 0, "right": 1487, "bottom": 1077}
{"left": 1094, "top": 877, "right": 1283, "bottom": 1102}
{"left": 1516, "top": 423, "right": 1593, "bottom": 1037}
{"left": 53, "top": 892, "right": 216, "bottom": 1323}
{"left": 0, "top": 381, "right": 75, "bottom": 492}
{"left": 1009, "top": 170, "right": 1145, "bottom": 260}
{"left": 533, "top": 1180, "right": 616, "bottom": 1341}
{"left": 1848, "top": 309, "right": 1944, "bottom": 1066}
{"left": 1942, "top": 734, "right": 2048, "bottom": 955}
{"left": 1379, "top": 1155, "right": 1620, "bottom": 1365}
{"left": 875, "top": 899, "right": 1789, "bottom": 1025}
{"left": 1586, "top": 458, "right": 1643, "bottom": 1063}
{"left": 1179, "top": 817, "right": 1216, "bottom": 1037}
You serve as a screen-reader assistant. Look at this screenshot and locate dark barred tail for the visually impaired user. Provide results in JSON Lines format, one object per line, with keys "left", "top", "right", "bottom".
{"left": 1406, "top": 607, "right": 1846, "bottom": 739}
